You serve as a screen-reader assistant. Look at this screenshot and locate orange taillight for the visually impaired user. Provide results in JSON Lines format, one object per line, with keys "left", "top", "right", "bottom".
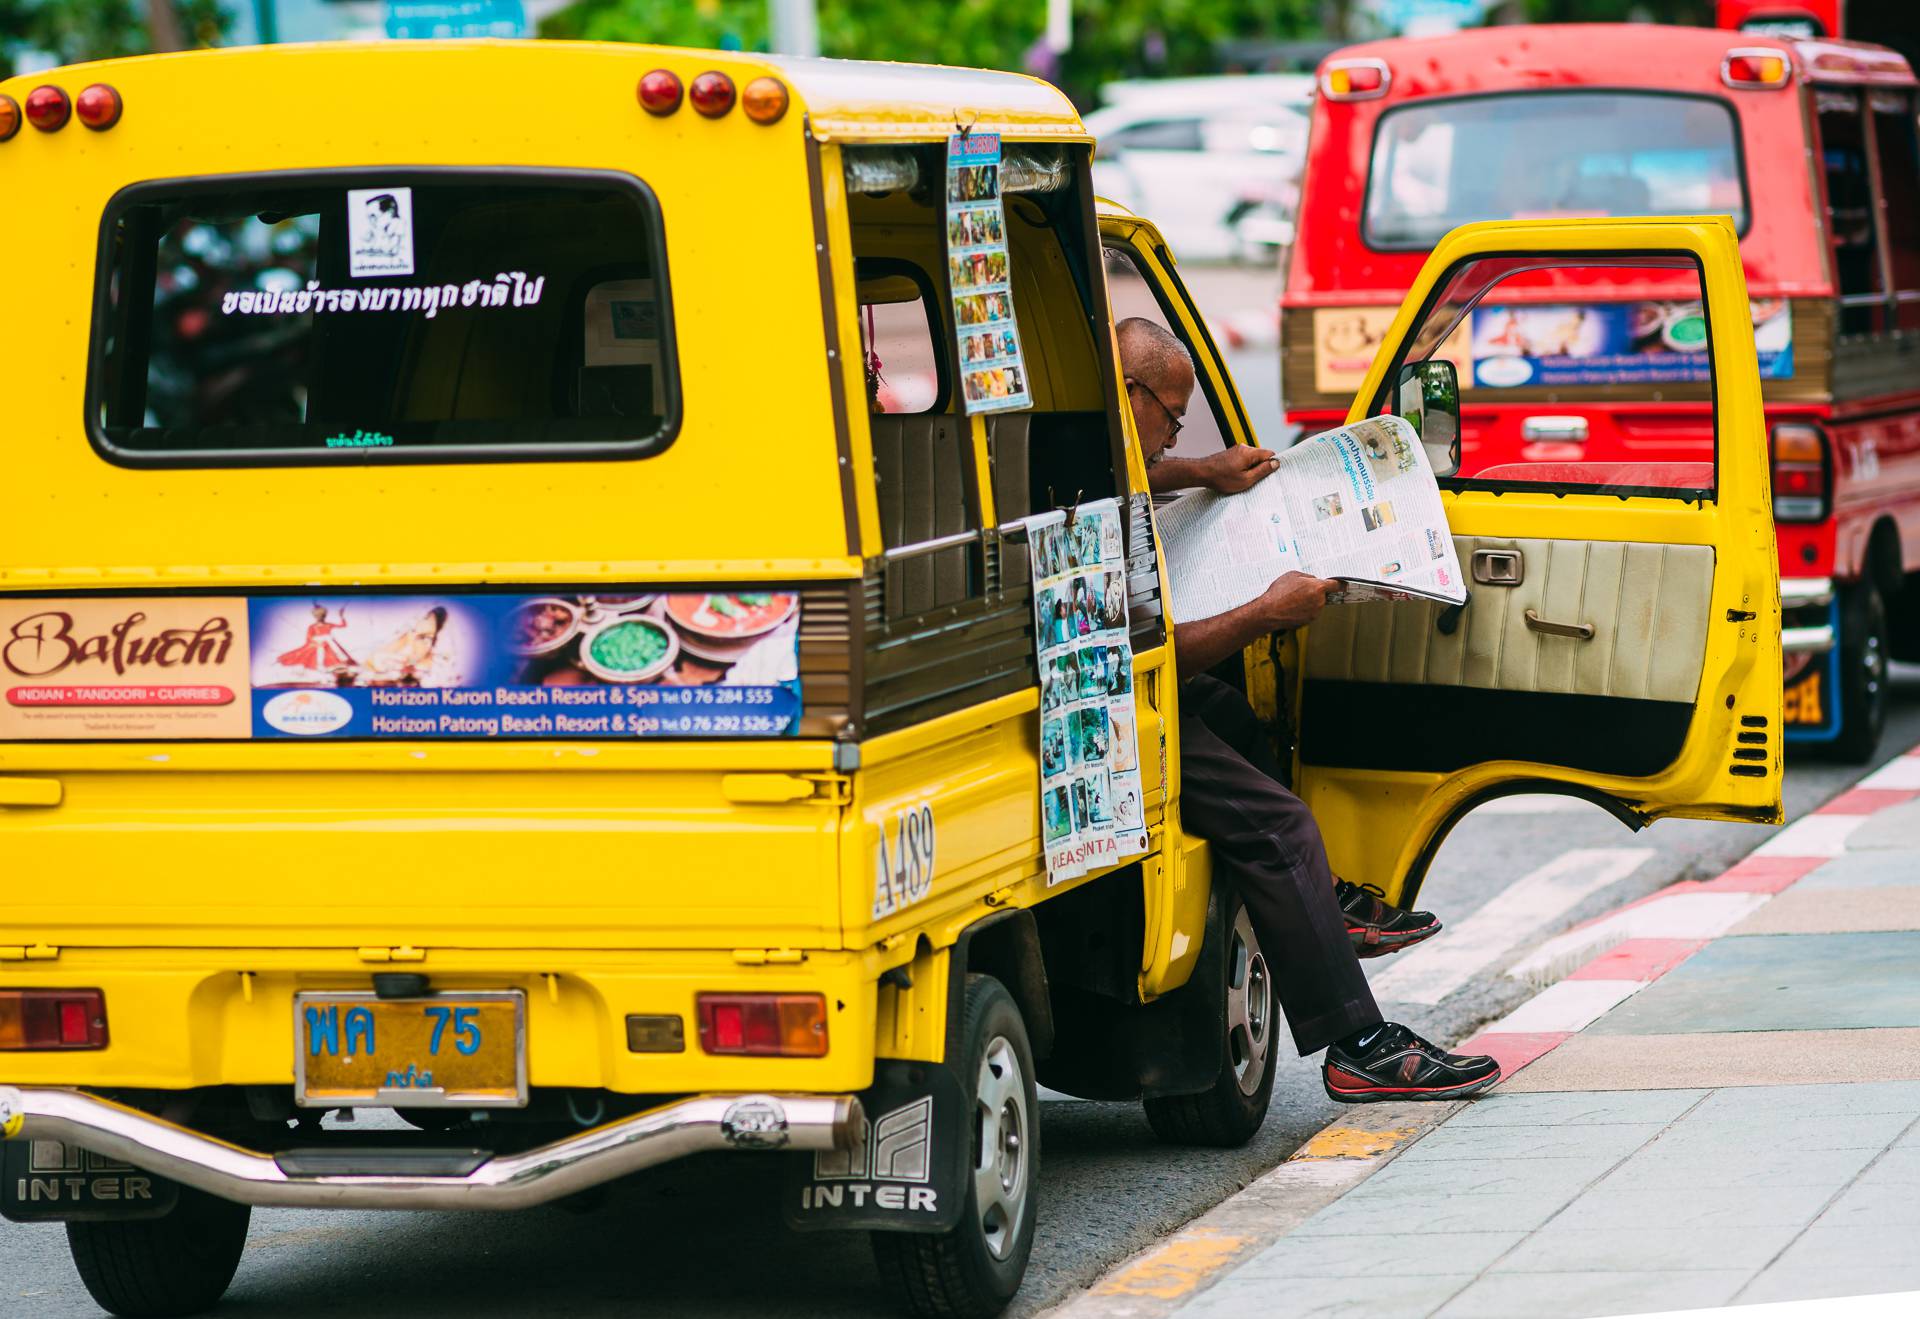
{"left": 696, "top": 993, "right": 827, "bottom": 1056}
{"left": 742, "top": 77, "right": 789, "bottom": 125}
{"left": 0, "top": 95, "right": 20, "bottom": 142}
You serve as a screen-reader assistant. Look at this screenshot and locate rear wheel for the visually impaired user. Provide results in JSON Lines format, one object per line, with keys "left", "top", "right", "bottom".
{"left": 67, "top": 1185, "right": 250, "bottom": 1318}
{"left": 1830, "top": 579, "right": 1890, "bottom": 764}
{"left": 872, "top": 973, "right": 1037, "bottom": 1319}
{"left": 1142, "top": 891, "right": 1276, "bottom": 1147}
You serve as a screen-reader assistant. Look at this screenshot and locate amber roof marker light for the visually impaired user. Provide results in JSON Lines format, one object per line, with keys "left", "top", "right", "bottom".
{"left": 0, "top": 95, "right": 19, "bottom": 142}
{"left": 742, "top": 77, "right": 789, "bottom": 125}
{"left": 24, "top": 85, "right": 71, "bottom": 132}
{"left": 75, "top": 83, "right": 123, "bottom": 130}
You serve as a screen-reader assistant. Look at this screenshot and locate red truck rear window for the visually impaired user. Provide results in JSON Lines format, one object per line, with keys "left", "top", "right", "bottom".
{"left": 1364, "top": 92, "right": 1748, "bottom": 250}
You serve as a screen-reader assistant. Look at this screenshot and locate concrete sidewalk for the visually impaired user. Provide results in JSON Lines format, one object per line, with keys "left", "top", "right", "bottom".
{"left": 1048, "top": 748, "right": 1920, "bottom": 1319}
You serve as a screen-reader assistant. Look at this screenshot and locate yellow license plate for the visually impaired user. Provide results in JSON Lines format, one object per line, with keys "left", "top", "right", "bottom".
{"left": 294, "top": 992, "right": 527, "bottom": 1108}
{"left": 1784, "top": 667, "right": 1825, "bottom": 727}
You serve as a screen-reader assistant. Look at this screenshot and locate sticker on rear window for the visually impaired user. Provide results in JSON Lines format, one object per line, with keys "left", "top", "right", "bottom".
{"left": 347, "top": 186, "right": 415, "bottom": 279}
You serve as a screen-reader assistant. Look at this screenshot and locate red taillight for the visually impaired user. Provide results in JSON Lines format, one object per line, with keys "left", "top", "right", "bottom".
{"left": 0, "top": 989, "right": 108, "bottom": 1050}
{"left": 0, "top": 95, "right": 20, "bottom": 143}
{"left": 75, "top": 83, "right": 122, "bottom": 131}
{"left": 1320, "top": 59, "right": 1390, "bottom": 101}
{"left": 24, "top": 85, "right": 70, "bottom": 132}
{"left": 689, "top": 71, "right": 736, "bottom": 118}
{"left": 1723, "top": 49, "right": 1791, "bottom": 89}
{"left": 638, "top": 69, "right": 683, "bottom": 116}
{"left": 1771, "top": 423, "right": 1829, "bottom": 522}
{"left": 696, "top": 993, "right": 827, "bottom": 1057}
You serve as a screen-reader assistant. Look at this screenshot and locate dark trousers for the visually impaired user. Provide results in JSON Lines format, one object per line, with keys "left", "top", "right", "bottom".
{"left": 1178, "top": 675, "right": 1382, "bottom": 1055}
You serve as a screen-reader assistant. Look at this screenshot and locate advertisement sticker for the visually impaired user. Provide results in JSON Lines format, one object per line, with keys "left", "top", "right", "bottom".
{"left": 946, "top": 132, "right": 1034, "bottom": 415}
{"left": 346, "top": 187, "right": 416, "bottom": 279}
{"left": 1, "top": 591, "right": 803, "bottom": 741}
{"left": 1468, "top": 299, "right": 1793, "bottom": 387}
{"left": 1026, "top": 499, "right": 1149, "bottom": 883}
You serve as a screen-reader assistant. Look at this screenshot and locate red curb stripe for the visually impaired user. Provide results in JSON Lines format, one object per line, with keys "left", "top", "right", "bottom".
{"left": 1817, "top": 787, "right": 1920, "bottom": 816}
{"left": 1457, "top": 1030, "right": 1569, "bottom": 1076}
{"left": 1687, "top": 855, "right": 1825, "bottom": 893}
{"left": 1565, "top": 937, "right": 1708, "bottom": 981}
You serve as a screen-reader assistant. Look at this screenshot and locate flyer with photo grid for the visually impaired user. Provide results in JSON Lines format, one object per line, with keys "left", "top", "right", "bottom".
{"left": 946, "top": 132, "right": 1033, "bottom": 414}
{"left": 1027, "top": 498, "right": 1149, "bottom": 884}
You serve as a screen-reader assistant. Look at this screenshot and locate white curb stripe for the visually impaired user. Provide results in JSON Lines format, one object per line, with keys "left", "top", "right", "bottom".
{"left": 1861, "top": 755, "right": 1920, "bottom": 790}
{"left": 1507, "top": 891, "right": 1770, "bottom": 981}
{"left": 1484, "top": 978, "right": 1641, "bottom": 1034}
{"left": 1371, "top": 848, "right": 1653, "bottom": 1005}
{"left": 1753, "top": 813, "right": 1869, "bottom": 857}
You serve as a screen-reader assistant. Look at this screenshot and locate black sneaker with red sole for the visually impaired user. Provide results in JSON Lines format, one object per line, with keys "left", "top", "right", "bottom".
{"left": 1336, "top": 879, "right": 1442, "bottom": 959}
{"left": 1323, "top": 1023, "right": 1502, "bottom": 1103}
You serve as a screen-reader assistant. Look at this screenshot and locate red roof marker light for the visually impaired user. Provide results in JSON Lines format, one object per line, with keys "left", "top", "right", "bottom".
{"left": 689, "top": 71, "right": 736, "bottom": 118}
{"left": 1723, "top": 49, "right": 1791, "bottom": 89}
{"left": 76, "top": 83, "right": 123, "bottom": 130}
{"left": 638, "top": 69, "right": 683, "bottom": 116}
{"left": 1321, "top": 59, "right": 1390, "bottom": 102}
{"left": 25, "top": 85, "right": 71, "bottom": 132}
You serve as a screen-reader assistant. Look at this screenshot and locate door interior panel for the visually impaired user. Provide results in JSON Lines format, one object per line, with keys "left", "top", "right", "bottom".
{"left": 1305, "top": 537, "right": 1714, "bottom": 701}
{"left": 1300, "top": 537, "right": 1713, "bottom": 776}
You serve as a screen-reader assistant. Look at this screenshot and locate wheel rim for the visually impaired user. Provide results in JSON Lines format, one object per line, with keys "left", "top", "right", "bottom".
{"left": 1862, "top": 625, "right": 1888, "bottom": 727}
{"left": 1226, "top": 905, "right": 1272, "bottom": 1097}
{"left": 972, "top": 1035, "right": 1029, "bottom": 1262}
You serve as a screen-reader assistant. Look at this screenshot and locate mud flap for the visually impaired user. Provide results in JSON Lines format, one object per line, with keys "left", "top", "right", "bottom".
{"left": 783, "top": 1058, "right": 968, "bottom": 1234}
{"left": 1, "top": 1139, "right": 179, "bottom": 1222}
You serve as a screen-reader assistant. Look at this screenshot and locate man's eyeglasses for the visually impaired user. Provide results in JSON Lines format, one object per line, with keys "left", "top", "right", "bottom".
{"left": 1126, "top": 378, "right": 1184, "bottom": 438}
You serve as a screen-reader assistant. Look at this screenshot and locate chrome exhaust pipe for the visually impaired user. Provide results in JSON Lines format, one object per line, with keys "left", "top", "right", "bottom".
{"left": 0, "top": 1086, "right": 861, "bottom": 1212}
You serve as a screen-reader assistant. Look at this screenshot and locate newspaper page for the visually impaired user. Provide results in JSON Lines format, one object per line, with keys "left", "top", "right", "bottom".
{"left": 1026, "top": 498, "right": 1151, "bottom": 885}
{"left": 1155, "top": 416, "right": 1467, "bottom": 623}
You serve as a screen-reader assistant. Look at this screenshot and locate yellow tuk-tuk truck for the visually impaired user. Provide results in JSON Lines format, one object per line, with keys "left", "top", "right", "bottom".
{"left": 0, "top": 40, "right": 1780, "bottom": 1318}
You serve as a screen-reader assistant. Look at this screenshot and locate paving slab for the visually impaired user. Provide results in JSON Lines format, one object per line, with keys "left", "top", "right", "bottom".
{"left": 1338, "top": 1152, "right": 1618, "bottom": 1200}
{"left": 1547, "top": 1183, "right": 1837, "bottom": 1231}
{"left": 1430, "top": 1268, "right": 1749, "bottom": 1319}
{"left": 1393, "top": 1121, "right": 1666, "bottom": 1164}
{"left": 1227, "top": 1230, "right": 1524, "bottom": 1280}
{"left": 1591, "top": 1143, "right": 1881, "bottom": 1191}
{"left": 1796, "top": 852, "right": 1920, "bottom": 889}
{"left": 1645, "top": 1106, "right": 1915, "bottom": 1152}
{"left": 1584, "top": 932, "right": 1920, "bottom": 1033}
{"left": 1732, "top": 888, "right": 1920, "bottom": 934}
{"left": 1739, "top": 1264, "right": 1920, "bottom": 1304}
{"left": 1176, "top": 1270, "right": 1475, "bottom": 1319}
{"left": 1843, "top": 798, "right": 1920, "bottom": 849}
{"left": 1809, "top": 1172, "right": 1920, "bottom": 1229}
{"left": 1501, "top": 1030, "right": 1920, "bottom": 1090}
{"left": 1488, "top": 1222, "right": 1804, "bottom": 1274}
{"left": 1765, "top": 1222, "right": 1920, "bottom": 1272}
{"left": 1289, "top": 1187, "right": 1577, "bottom": 1236}
{"left": 1684, "top": 1078, "right": 1920, "bottom": 1119}
{"left": 1435, "top": 1089, "right": 1708, "bottom": 1128}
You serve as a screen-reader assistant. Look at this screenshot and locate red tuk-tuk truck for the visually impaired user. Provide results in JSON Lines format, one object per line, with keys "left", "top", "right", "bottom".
{"left": 1282, "top": 22, "right": 1920, "bottom": 760}
{"left": 1719, "top": 2, "right": 1918, "bottom": 70}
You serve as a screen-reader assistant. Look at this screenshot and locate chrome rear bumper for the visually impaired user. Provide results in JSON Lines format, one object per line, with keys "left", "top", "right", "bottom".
{"left": 1780, "top": 578, "right": 1836, "bottom": 656}
{"left": 0, "top": 1086, "right": 859, "bottom": 1212}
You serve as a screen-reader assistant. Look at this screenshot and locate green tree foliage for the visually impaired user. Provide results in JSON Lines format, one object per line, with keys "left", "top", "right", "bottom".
{"left": 541, "top": 0, "right": 1314, "bottom": 104}
{"left": 1, "top": 0, "right": 228, "bottom": 79}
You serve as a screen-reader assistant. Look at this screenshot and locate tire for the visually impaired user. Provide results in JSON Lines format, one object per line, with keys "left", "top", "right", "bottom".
{"left": 1142, "top": 890, "right": 1277, "bottom": 1147}
{"left": 66, "top": 1185, "right": 250, "bottom": 1318}
{"left": 872, "top": 974, "right": 1037, "bottom": 1319}
{"left": 1830, "top": 579, "right": 1890, "bottom": 764}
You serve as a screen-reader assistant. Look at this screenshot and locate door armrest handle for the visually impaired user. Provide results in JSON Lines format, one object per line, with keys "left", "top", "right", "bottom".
{"left": 1524, "top": 609, "right": 1595, "bottom": 641}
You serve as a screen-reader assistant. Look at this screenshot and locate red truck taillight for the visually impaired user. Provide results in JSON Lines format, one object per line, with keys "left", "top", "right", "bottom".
{"left": 0, "top": 989, "right": 109, "bottom": 1050}
{"left": 696, "top": 993, "right": 828, "bottom": 1057}
{"left": 1771, "top": 423, "right": 1830, "bottom": 523}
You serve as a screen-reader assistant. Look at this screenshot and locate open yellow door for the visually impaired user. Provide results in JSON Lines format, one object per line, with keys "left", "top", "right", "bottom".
{"left": 1292, "top": 216, "right": 1784, "bottom": 906}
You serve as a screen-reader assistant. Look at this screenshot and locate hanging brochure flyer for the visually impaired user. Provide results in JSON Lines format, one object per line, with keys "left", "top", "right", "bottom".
{"left": 1154, "top": 416, "right": 1467, "bottom": 623}
{"left": 946, "top": 131, "right": 1033, "bottom": 414}
{"left": 1026, "top": 498, "right": 1150, "bottom": 884}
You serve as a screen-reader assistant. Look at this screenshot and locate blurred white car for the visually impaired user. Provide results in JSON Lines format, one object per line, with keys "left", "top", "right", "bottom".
{"left": 1087, "top": 76, "right": 1313, "bottom": 263}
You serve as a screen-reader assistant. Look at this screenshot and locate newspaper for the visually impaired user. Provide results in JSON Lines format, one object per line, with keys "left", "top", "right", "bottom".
{"left": 1154, "top": 416, "right": 1467, "bottom": 622}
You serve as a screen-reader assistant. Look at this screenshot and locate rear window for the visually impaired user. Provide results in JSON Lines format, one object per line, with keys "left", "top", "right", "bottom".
{"left": 90, "top": 170, "right": 677, "bottom": 464}
{"left": 1364, "top": 92, "right": 1748, "bottom": 250}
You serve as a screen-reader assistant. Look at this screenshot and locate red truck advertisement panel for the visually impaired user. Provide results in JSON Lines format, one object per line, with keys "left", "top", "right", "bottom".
{"left": 1284, "top": 23, "right": 1920, "bottom": 760}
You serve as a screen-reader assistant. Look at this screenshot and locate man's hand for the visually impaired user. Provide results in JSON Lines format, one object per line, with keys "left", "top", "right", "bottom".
{"left": 1255, "top": 572, "right": 1338, "bottom": 631}
{"left": 1147, "top": 445, "right": 1280, "bottom": 495}
{"left": 1198, "top": 446, "right": 1280, "bottom": 494}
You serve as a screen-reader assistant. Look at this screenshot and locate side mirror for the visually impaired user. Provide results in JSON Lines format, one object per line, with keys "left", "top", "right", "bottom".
{"left": 1393, "top": 359, "right": 1460, "bottom": 478}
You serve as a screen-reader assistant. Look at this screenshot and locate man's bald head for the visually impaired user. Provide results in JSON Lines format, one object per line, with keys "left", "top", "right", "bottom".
{"left": 1116, "top": 318, "right": 1195, "bottom": 463}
